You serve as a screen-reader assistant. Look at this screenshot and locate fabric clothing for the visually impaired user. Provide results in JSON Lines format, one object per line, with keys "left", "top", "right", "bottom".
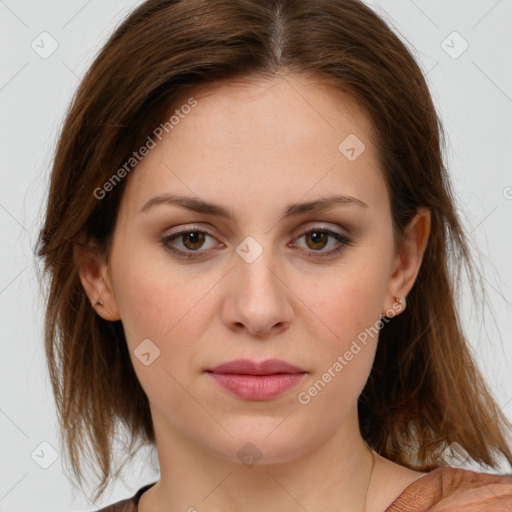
{"left": 97, "top": 466, "right": 512, "bottom": 511}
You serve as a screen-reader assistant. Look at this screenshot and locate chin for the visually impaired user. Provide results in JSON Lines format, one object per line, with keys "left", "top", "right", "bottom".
{"left": 202, "top": 423, "right": 317, "bottom": 467}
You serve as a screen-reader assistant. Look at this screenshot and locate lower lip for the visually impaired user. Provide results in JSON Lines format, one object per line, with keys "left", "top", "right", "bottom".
{"left": 206, "top": 372, "right": 306, "bottom": 401}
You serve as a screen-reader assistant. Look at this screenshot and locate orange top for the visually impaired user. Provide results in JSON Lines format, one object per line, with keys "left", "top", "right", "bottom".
{"left": 98, "top": 466, "right": 512, "bottom": 512}
{"left": 384, "top": 466, "right": 512, "bottom": 511}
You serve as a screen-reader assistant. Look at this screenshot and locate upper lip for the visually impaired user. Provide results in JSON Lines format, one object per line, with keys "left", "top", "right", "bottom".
{"left": 207, "top": 358, "right": 307, "bottom": 375}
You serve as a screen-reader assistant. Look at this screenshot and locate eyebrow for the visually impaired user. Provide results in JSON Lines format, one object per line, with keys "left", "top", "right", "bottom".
{"left": 140, "top": 193, "right": 368, "bottom": 220}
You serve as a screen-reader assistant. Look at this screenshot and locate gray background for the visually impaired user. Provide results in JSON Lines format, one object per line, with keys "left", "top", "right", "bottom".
{"left": 1, "top": 0, "right": 511, "bottom": 510}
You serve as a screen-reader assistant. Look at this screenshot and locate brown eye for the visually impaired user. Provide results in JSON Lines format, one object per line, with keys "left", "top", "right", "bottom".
{"left": 304, "top": 231, "right": 329, "bottom": 250}
{"left": 181, "top": 231, "right": 206, "bottom": 250}
{"left": 161, "top": 228, "right": 221, "bottom": 259}
{"left": 293, "top": 227, "right": 353, "bottom": 258}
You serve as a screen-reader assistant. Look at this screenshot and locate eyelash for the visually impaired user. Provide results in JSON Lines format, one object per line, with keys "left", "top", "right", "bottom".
{"left": 160, "top": 225, "right": 353, "bottom": 260}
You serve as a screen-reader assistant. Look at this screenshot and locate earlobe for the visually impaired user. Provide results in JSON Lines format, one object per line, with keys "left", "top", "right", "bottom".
{"left": 382, "top": 207, "right": 431, "bottom": 316}
{"left": 381, "top": 296, "right": 407, "bottom": 318}
{"left": 73, "top": 235, "right": 121, "bottom": 322}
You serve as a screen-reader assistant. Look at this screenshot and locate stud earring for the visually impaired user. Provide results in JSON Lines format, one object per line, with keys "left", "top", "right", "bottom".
{"left": 94, "top": 300, "right": 104, "bottom": 307}
{"left": 380, "top": 296, "right": 407, "bottom": 319}
{"left": 393, "top": 296, "right": 406, "bottom": 311}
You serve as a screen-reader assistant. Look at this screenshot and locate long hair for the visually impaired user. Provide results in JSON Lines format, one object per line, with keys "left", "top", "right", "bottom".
{"left": 35, "top": 0, "right": 512, "bottom": 501}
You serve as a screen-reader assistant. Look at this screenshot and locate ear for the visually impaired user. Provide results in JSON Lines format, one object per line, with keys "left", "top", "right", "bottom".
{"left": 73, "top": 232, "right": 121, "bottom": 322}
{"left": 383, "top": 207, "right": 431, "bottom": 316}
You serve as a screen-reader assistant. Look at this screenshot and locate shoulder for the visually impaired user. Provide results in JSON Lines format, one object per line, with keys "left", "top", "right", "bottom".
{"left": 386, "top": 466, "right": 512, "bottom": 511}
{"left": 96, "top": 482, "right": 157, "bottom": 512}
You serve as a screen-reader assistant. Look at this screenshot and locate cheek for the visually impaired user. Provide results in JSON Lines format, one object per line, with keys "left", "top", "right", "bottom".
{"left": 110, "top": 241, "right": 219, "bottom": 372}
{"left": 304, "top": 263, "right": 385, "bottom": 344}
{"left": 109, "top": 252, "right": 210, "bottom": 413}
{"left": 292, "top": 259, "right": 386, "bottom": 402}
{"left": 111, "top": 236, "right": 187, "bottom": 337}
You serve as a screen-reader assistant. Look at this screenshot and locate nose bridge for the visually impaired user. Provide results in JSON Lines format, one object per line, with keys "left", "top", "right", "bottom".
{"left": 225, "top": 238, "right": 293, "bottom": 335}
{"left": 238, "top": 246, "right": 281, "bottom": 300}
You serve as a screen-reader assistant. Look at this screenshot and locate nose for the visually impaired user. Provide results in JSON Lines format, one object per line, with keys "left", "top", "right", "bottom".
{"left": 221, "top": 250, "right": 294, "bottom": 337}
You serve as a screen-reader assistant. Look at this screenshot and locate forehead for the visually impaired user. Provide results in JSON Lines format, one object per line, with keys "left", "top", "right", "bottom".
{"left": 173, "top": 73, "right": 375, "bottom": 148}
{"left": 119, "top": 74, "right": 387, "bottom": 218}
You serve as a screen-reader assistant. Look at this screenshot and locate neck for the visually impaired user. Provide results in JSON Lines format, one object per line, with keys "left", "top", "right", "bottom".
{"left": 141, "top": 407, "right": 377, "bottom": 512}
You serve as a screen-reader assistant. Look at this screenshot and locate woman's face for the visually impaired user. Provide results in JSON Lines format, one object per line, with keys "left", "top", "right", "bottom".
{"left": 91, "top": 74, "right": 428, "bottom": 465}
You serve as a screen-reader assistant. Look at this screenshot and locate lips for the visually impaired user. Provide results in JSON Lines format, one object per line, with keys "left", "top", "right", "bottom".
{"left": 205, "top": 359, "right": 307, "bottom": 400}
{"left": 206, "top": 358, "right": 307, "bottom": 376}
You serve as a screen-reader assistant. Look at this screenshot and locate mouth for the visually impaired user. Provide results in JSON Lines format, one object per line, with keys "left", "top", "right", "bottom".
{"left": 205, "top": 359, "right": 307, "bottom": 401}
{"left": 206, "top": 358, "right": 307, "bottom": 375}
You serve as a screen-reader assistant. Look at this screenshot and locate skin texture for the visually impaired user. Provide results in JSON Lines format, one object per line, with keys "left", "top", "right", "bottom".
{"left": 76, "top": 73, "right": 431, "bottom": 512}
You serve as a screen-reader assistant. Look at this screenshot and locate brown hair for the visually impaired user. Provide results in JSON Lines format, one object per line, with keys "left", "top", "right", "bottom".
{"left": 35, "top": 0, "right": 512, "bottom": 501}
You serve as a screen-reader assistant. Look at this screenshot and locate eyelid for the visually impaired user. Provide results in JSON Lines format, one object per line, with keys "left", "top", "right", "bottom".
{"left": 163, "top": 224, "right": 216, "bottom": 238}
{"left": 291, "top": 221, "right": 347, "bottom": 238}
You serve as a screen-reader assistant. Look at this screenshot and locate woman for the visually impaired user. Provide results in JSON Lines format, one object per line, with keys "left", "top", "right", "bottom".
{"left": 36, "top": 0, "right": 512, "bottom": 510}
